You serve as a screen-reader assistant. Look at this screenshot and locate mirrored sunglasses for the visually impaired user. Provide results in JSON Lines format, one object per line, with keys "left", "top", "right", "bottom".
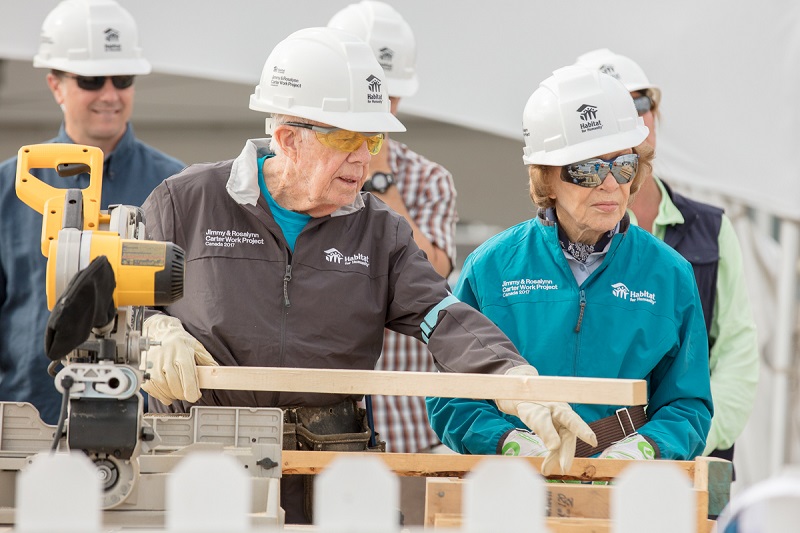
{"left": 561, "top": 153, "right": 639, "bottom": 188}
{"left": 633, "top": 94, "right": 653, "bottom": 116}
{"left": 283, "top": 122, "right": 384, "bottom": 155}
{"left": 64, "top": 74, "right": 135, "bottom": 91}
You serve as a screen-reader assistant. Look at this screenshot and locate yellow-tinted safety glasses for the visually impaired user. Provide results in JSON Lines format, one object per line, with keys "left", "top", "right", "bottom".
{"left": 283, "top": 122, "right": 384, "bottom": 155}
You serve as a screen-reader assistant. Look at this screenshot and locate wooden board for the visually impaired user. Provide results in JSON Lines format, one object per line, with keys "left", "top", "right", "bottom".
{"left": 421, "top": 458, "right": 729, "bottom": 533}
{"left": 431, "top": 513, "right": 718, "bottom": 533}
{"left": 434, "top": 513, "right": 615, "bottom": 532}
{"left": 280, "top": 452, "right": 727, "bottom": 532}
{"left": 197, "top": 366, "right": 647, "bottom": 405}
{"left": 281, "top": 451, "right": 695, "bottom": 481}
{"left": 425, "top": 478, "right": 613, "bottom": 524}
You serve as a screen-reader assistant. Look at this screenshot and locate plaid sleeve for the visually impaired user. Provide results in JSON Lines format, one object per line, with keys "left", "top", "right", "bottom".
{"left": 370, "top": 140, "right": 459, "bottom": 453}
{"left": 390, "top": 140, "right": 458, "bottom": 266}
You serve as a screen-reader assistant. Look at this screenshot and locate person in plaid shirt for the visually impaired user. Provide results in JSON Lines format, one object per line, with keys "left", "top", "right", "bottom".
{"left": 370, "top": 138, "right": 457, "bottom": 454}
{"left": 329, "top": 1, "right": 458, "bottom": 457}
{"left": 329, "top": 2, "right": 458, "bottom": 524}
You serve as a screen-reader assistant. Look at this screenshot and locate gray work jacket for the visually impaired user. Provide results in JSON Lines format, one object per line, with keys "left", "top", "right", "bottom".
{"left": 142, "top": 139, "right": 525, "bottom": 411}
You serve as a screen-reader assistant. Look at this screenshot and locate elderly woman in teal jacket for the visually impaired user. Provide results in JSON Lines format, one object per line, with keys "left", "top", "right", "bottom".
{"left": 427, "top": 66, "right": 712, "bottom": 464}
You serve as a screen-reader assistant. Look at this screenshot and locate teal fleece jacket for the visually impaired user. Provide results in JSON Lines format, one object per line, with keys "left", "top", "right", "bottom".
{"left": 427, "top": 213, "right": 712, "bottom": 460}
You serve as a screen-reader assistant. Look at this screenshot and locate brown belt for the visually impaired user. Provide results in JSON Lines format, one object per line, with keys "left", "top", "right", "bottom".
{"left": 574, "top": 405, "right": 647, "bottom": 458}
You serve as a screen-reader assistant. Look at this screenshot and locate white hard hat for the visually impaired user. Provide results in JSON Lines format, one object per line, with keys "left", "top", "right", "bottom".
{"left": 327, "top": 1, "right": 419, "bottom": 97}
{"left": 33, "top": 0, "right": 150, "bottom": 76}
{"left": 574, "top": 48, "right": 661, "bottom": 103}
{"left": 250, "top": 27, "right": 405, "bottom": 133}
{"left": 522, "top": 66, "right": 649, "bottom": 166}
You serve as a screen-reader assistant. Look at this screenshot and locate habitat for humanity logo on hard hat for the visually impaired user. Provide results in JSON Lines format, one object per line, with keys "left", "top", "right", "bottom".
{"left": 576, "top": 104, "right": 602, "bottom": 133}
{"left": 366, "top": 75, "right": 383, "bottom": 104}
{"left": 104, "top": 28, "right": 121, "bottom": 52}
{"left": 599, "top": 64, "right": 621, "bottom": 80}
{"left": 378, "top": 47, "right": 394, "bottom": 71}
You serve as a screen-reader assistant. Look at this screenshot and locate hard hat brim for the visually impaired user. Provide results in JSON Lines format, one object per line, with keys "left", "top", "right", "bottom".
{"left": 523, "top": 124, "right": 649, "bottom": 167}
{"left": 34, "top": 56, "right": 152, "bottom": 76}
{"left": 386, "top": 76, "right": 419, "bottom": 98}
{"left": 250, "top": 98, "right": 406, "bottom": 133}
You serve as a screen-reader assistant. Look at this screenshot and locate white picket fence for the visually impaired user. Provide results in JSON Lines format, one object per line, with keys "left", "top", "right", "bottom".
{"left": 13, "top": 451, "right": 701, "bottom": 533}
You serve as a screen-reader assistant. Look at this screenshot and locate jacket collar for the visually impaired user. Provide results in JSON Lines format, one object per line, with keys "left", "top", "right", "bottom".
{"left": 652, "top": 176, "right": 686, "bottom": 226}
{"left": 226, "top": 138, "right": 364, "bottom": 217}
{"left": 537, "top": 207, "right": 631, "bottom": 233}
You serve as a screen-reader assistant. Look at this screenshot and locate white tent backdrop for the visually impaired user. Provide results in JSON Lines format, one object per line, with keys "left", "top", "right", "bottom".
{"left": 1, "top": 0, "right": 798, "bottom": 495}
{"left": 2, "top": 0, "right": 799, "bottom": 219}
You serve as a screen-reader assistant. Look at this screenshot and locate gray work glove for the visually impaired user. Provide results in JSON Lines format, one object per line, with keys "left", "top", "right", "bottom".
{"left": 142, "top": 315, "right": 218, "bottom": 405}
{"left": 495, "top": 365, "right": 597, "bottom": 475}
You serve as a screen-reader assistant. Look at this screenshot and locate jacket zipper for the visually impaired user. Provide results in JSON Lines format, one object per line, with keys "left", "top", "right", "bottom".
{"left": 275, "top": 256, "right": 292, "bottom": 405}
{"left": 574, "top": 290, "right": 586, "bottom": 332}
{"left": 283, "top": 263, "right": 293, "bottom": 307}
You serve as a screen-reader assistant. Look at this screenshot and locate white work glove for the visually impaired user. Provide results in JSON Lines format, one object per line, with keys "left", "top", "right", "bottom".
{"left": 142, "top": 315, "right": 218, "bottom": 405}
{"left": 496, "top": 365, "right": 597, "bottom": 475}
{"left": 501, "top": 429, "right": 548, "bottom": 458}
{"left": 598, "top": 434, "right": 656, "bottom": 460}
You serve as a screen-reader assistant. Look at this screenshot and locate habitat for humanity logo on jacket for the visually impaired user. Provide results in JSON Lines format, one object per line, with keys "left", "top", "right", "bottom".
{"left": 611, "top": 282, "right": 656, "bottom": 304}
{"left": 324, "top": 248, "right": 370, "bottom": 267}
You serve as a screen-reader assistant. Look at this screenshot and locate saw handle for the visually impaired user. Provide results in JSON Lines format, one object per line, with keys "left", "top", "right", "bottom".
{"left": 15, "top": 144, "right": 105, "bottom": 256}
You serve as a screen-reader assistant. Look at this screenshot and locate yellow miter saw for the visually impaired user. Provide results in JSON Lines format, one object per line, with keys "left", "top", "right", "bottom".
{"left": 4, "top": 145, "right": 283, "bottom": 527}
{"left": 15, "top": 143, "right": 184, "bottom": 505}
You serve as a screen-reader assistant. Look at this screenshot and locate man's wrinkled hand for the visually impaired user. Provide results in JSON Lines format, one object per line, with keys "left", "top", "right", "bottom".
{"left": 496, "top": 365, "right": 597, "bottom": 475}
{"left": 142, "top": 315, "right": 218, "bottom": 405}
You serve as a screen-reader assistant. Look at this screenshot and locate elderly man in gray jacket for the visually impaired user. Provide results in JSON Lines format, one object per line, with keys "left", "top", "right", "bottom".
{"left": 140, "top": 27, "right": 595, "bottom": 524}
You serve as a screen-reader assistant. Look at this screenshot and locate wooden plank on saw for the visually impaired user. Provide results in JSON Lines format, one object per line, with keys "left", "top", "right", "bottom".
{"left": 281, "top": 451, "right": 696, "bottom": 481}
{"left": 197, "top": 366, "right": 647, "bottom": 405}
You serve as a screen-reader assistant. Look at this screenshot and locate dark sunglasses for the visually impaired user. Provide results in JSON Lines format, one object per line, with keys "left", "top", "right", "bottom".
{"left": 561, "top": 153, "right": 639, "bottom": 188}
{"left": 64, "top": 74, "right": 135, "bottom": 91}
{"left": 633, "top": 94, "right": 653, "bottom": 116}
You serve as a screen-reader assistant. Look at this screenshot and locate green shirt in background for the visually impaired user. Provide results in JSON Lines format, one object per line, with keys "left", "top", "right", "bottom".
{"left": 629, "top": 176, "right": 759, "bottom": 455}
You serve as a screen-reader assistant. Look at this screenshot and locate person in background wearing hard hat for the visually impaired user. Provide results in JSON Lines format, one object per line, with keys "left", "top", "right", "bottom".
{"left": 0, "top": 0, "right": 184, "bottom": 425}
{"left": 427, "top": 66, "right": 713, "bottom": 463}
{"left": 327, "top": 2, "right": 457, "bottom": 523}
{"left": 139, "top": 28, "right": 595, "bottom": 524}
{"left": 575, "top": 48, "right": 759, "bottom": 463}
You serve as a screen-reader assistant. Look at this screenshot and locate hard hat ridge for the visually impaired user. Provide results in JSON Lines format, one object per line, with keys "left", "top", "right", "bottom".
{"left": 522, "top": 66, "right": 649, "bottom": 166}
{"left": 250, "top": 27, "right": 405, "bottom": 134}
{"left": 327, "top": 1, "right": 419, "bottom": 97}
{"left": 33, "top": 0, "right": 151, "bottom": 76}
{"left": 574, "top": 48, "right": 661, "bottom": 104}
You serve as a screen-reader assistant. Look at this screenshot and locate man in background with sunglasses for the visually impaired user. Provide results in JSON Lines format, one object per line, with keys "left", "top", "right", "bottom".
{"left": 576, "top": 49, "right": 759, "bottom": 465}
{"left": 428, "top": 65, "right": 712, "bottom": 464}
{"left": 138, "top": 27, "right": 594, "bottom": 524}
{"left": 0, "top": 0, "right": 184, "bottom": 425}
